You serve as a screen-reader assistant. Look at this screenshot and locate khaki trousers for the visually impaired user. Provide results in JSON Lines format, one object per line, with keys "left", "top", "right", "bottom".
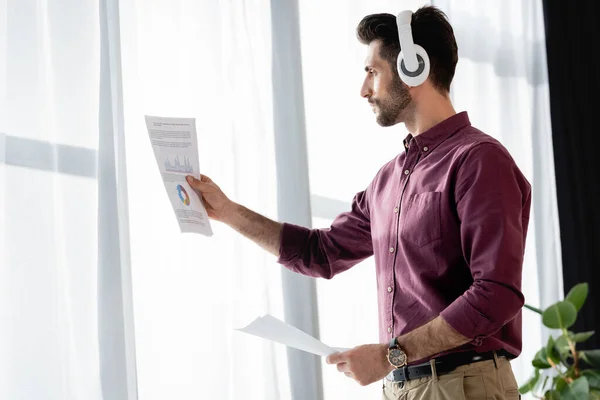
{"left": 382, "top": 354, "right": 520, "bottom": 400}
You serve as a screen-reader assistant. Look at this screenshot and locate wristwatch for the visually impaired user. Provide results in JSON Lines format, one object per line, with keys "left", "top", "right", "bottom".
{"left": 387, "top": 337, "right": 408, "bottom": 369}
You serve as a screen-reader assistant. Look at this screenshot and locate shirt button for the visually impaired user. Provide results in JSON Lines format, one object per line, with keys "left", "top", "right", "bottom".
{"left": 388, "top": 326, "right": 392, "bottom": 333}
{"left": 404, "top": 169, "right": 410, "bottom": 175}
{"left": 423, "top": 146, "right": 429, "bottom": 152}
{"left": 387, "top": 286, "right": 393, "bottom": 293}
{"left": 393, "top": 207, "right": 399, "bottom": 214}
{"left": 389, "top": 247, "right": 395, "bottom": 253}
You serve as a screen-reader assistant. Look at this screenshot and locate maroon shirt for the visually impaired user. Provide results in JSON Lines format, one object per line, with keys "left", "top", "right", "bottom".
{"left": 277, "top": 112, "right": 531, "bottom": 362}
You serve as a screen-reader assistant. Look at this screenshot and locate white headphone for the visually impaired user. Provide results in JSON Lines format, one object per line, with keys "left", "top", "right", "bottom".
{"left": 396, "top": 10, "right": 430, "bottom": 87}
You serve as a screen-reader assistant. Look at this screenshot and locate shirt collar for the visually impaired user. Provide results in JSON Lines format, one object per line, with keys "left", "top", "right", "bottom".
{"left": 403, "top": 112, "right": 471, "bottom": 154}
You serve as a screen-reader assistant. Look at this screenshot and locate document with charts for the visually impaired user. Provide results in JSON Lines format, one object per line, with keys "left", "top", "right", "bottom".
{"left": 145, "top": 115, "right": 213, "bottom": 236}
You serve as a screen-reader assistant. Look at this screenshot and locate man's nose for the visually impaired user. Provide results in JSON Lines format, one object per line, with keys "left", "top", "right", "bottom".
{"left": 360, "top": 83, "right": 372, "bottom": 99}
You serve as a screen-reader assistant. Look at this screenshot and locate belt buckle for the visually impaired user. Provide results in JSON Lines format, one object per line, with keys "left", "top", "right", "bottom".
{"left": 384, "top": 373, "right": 406, "bottom": 390}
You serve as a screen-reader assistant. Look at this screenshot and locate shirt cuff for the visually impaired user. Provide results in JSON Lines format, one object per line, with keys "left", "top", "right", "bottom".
{"left": 277, "top": 222, "right": 311, "bottom": 264}
{"left": 440, "top": 296, "right": 495, "bottom": 344}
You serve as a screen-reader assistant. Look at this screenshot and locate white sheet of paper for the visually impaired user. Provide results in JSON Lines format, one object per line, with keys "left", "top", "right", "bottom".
{"left": 145, "top": 115, "right": 213, "bottom": 236}
{"left": 235, "top": 314, "right": 349, "bottom": 357}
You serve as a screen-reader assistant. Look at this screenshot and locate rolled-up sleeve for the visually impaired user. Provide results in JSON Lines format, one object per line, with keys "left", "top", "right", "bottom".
{"left": 440, "top": 143, "right": 531, "bottom": 342}
{"left": 277, "top": 188, "right": 374, "bottom": 280}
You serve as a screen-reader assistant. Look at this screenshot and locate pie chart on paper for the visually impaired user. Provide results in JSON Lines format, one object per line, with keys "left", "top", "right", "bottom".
{"left": 177, "top": 184, "right": 190, "bottom": 206}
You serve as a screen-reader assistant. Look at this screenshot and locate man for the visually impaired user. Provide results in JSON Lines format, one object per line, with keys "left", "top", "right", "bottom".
{"left": 187, "top": 6, "right": 529, "bottom": 399}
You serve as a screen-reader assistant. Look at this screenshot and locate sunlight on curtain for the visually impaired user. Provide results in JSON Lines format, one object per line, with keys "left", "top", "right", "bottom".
{"left": 117, "top": 0, "right": 290, "bottom": 398}
{"left": 1, "top": 1, "right": 102, "bottom": 399}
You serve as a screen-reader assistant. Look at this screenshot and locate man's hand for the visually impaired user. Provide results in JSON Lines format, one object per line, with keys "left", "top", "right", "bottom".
{"left": 326, "top": 343, "right": 394, "bottom": 386}
{"left": 186, "top": 175, "right": 236, "bottom": 222}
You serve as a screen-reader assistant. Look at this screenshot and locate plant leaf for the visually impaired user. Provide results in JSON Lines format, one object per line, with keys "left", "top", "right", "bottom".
{"left": 565, "top": 283, "right": 589, "bottom": 312}
{"left": 533, "top": 349, "right": 552, "bottom": 369}
{"left": 560, "top": 376, "right": 589, "bottom": 400}
{"left": 555, "top": 334, "right": 572, "bottom": 362}
{"left": 547, "top": 336, "right": 562, "bottom": 365}
{"left": 556, "top": 376, "right": 568, "bottom": 393}
{"left": 569, "top": 331, "right": 595, "bottom": 343}
{"left": 519, "top": 369, "right": 540, "bottom": 394}
{"left": 581, "top": 350, "right": 600, "bottom": 369}
{"left": 545, "top": 389, "right": 562, "bottom": 399}
{"left": 543, "top": 301, "right": 578, "bottom": 329}
{"left": 582, "top": 370, "right": 600, "bottom": 390}
{"left": 533, "top": 359, "right": 552, "bottom": 369}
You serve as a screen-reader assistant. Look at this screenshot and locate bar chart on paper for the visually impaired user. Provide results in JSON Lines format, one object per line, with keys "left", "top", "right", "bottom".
{"left": 164, "top": 155, "right": 194, "bottom": 174}
{"left": 145, "top": 115, "right": 213, "bottom": 236}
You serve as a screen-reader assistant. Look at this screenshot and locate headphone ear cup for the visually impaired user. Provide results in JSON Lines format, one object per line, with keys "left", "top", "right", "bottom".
{"left": 397, "top": 44, "right": 430, "bottom": 87}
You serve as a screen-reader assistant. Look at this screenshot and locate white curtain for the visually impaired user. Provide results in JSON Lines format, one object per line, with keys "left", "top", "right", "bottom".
{"left": 117, "top": 0, "right": 291, "bottom": 399}
{"left": 1, "top": 1, "right": 104, "bottom": 398}
{"left": 2, "top": 0, "right": 290, "bottom": 399}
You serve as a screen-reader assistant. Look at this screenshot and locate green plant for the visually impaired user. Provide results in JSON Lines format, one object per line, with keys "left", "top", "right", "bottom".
{"left": 520, "top": 283, "right": 600, "bottom": 399}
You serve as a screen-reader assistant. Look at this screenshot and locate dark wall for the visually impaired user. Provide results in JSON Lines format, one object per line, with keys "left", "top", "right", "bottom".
{"left": 542, "top": 0, "right": 600, "bottom": 349}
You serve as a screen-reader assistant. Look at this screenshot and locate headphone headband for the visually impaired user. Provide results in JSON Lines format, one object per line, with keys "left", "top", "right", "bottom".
{"left": 396, "top": 11, "right": 418, "bottom": 72}
{"left": 395, "top": 10, "right": 430, "bottom": 87}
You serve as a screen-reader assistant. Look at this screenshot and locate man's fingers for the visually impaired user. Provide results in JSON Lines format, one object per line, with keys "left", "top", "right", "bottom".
{"left": 186, "top": 175, "right": 209, "bottom": 189}
{"left": 326, "top": 352, "right": 345, "bottom": 365}
{"left": 336, "top": 362, "right": 350, "bottom": 373}
{"left": 199, "top": 174, "right": 212, "bottom": 183}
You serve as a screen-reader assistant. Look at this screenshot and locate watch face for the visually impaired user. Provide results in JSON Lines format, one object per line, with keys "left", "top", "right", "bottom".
{"left": 389, "top": 348, "right": 407, "bottom": 367}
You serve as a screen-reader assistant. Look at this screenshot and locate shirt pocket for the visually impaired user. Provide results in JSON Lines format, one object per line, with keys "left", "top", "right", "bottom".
{"left": 400, "top": 192, "right": 442, "bottom": 247}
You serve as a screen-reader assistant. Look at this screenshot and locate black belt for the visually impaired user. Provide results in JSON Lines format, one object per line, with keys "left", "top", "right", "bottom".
{"left": 386, "top": 350, "right": 514, "bottom": 382}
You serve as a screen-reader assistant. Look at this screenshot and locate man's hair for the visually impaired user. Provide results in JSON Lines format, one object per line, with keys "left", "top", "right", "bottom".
{"left": 356, "top": 6, "right": 458, "bottom": 93}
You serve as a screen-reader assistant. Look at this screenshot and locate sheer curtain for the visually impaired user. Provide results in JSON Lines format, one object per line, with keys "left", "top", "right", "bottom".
{"left": 1, "top": 1, "right": 104, "bottom": 398}
{"left": 117, "top": 0, "right": 290, "bottom": 399}
{"left": 2, "top": 0, "right": 290, "bottom": 399}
